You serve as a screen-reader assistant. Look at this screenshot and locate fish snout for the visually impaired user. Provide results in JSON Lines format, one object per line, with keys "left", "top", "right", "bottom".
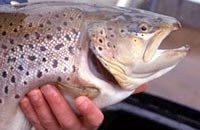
{"left": 173, "top": 21, "right": 182, "bottom": 30}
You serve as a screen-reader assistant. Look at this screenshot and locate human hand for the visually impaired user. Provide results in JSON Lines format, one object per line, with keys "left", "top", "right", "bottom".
{"left": 134, "top": 84, "right": 148, "bottom": 94}
{"left": 20, "top": 84, "right": 104, "bottom": 130}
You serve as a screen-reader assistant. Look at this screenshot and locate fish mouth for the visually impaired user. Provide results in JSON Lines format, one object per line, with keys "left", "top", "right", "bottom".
{"left": 143, "top": 22, "right": 182, "bottom": 62}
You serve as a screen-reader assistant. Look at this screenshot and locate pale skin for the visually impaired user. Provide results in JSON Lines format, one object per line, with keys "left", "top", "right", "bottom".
{"left": 20, "top": 84, "right": 148, "bottom": 130}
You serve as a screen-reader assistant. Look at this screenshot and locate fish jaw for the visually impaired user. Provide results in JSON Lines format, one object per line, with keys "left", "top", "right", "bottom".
{"left": 87, "top": 9, "right": 190, "bottom": 90}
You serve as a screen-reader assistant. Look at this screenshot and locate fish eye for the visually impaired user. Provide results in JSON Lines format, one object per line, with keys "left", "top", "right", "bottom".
{"left": 139, "top": 23, "right": 151, "bottom": 32}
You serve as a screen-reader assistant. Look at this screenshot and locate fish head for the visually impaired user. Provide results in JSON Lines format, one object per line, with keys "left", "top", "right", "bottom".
{"left": 88, "top": 9, "right": 190, "bottom": 90}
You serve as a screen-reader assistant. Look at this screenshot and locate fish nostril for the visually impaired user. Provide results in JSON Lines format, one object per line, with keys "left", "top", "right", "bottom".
{"left": 173, "top": 22, "right": 182, "bottom": 30}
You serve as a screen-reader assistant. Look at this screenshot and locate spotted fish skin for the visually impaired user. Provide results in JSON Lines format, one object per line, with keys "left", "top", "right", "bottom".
{"left": 0, "top": 4, "right": 82, "bottom": 100}
{"left": 0, "top": 3, "right": 88, "bottom": 129}
{"left": 0, "top": 2, "right": 189, "bottom": 130}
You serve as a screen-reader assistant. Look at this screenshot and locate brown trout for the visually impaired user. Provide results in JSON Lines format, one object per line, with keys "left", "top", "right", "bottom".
{"left": 0, "top": 1, "right": 189, "bottom": 130}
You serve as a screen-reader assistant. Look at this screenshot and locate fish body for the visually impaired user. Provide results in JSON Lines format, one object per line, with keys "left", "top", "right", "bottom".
{"left": 0, "top": 2, "right": 189, "bottom": 130}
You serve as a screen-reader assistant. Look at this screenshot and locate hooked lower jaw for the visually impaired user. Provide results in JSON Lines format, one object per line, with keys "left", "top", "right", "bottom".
{"left": 143, "top": 21, "right": 183, "bottom": 63}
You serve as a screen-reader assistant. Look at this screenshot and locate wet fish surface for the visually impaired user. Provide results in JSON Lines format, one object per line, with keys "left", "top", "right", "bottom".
{"left": 0, "top": 1, "right": 189, "bottom": 130}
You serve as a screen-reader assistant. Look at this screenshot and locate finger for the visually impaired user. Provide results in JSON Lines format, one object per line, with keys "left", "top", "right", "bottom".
{"left": 20, "top": 97, "right": 45, "bottom": 130}
{"left": 27, "top": 88, "right": 60, "bottom": 130}
{"left": 41, "top": 84, "right": 81, "bottom": 129}
{"left": 134, "top": 84, "right": 148, "bottom": 94}
{"left": 76, "top": 96, "right": 104, "bottom": 129}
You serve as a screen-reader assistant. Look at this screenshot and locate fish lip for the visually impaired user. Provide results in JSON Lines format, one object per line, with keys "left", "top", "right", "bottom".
{"left": 143, "top": 21, "right": 183, "bottom": 63}
{"left": 143, "top": 29, "right": 172, "bottom": 62}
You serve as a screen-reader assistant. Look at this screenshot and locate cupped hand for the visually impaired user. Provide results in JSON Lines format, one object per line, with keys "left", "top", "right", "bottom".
{"left": 20, "top": 84, "right": 148, "bottom": 130}
{"left": 20, "top": 84, "right": 104, "bottom": 130}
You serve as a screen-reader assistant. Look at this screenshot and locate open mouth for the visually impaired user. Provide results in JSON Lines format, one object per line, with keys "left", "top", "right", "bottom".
{"left": 143, "top": 22, "right": 183, "bottom": 62}
{"left": 88, "top": 49, "right": 120, "bottom": 87}
{"left": 143, "top": 30, "right": 171, "bottom": 62}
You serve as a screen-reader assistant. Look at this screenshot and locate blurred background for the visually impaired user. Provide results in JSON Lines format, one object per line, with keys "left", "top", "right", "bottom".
{"left": 0, "top": 0, "right": 199, "bottom": 110}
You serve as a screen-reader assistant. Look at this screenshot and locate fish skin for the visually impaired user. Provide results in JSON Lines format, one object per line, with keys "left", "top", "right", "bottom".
{"left": 0, "top": 2, "right": 189, "bottom": 130}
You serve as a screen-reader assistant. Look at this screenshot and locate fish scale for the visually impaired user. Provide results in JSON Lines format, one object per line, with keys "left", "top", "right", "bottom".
{"left": 0, "top": 6, "right": 82, "bottom": 104}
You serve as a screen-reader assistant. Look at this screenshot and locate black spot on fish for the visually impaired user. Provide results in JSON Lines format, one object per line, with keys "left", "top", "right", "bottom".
{"left": 71, "top": 28, "right": 78, "bottom": 35}
{"left": 0, "top": 25, "right": 2, "bottom": 28}
{"left": 68, "top": 46, "right": 74, "bottom": 54}
{"left": 107, "top": 27, "right": 113, "bottom": 30}
{"left": 0, "top": 99, "right": 2, "bottom": 104}
{"left": 24, "top": 81, "right": 27, "bottom": 85}
{"left": 37, "top": 70, "right": 42, "bottom": 78}
{"left": 35, "top": 32, "right": 40, "bottom": 39}
{"left": 67, "top": 77, "right": 70, "bottom": 81}
{"left": 1, "top": 44, "right": 7, "bottom": 49}
{"left": 13, "top": 28, "right": 18, "bottom": 33}
{"left": 42, "top": 57, "right": 47, "bottom": 62}
{"left": 26, "top": 71, "right": 29, "bottom": 76}
{"left": 29, "top": 44, "right": 34, "bottom": 49}
{"left": 10, "top": 66, "right": 14, "bottom": 71}
{"left": 17, "top": 44, "right": 23, "bottom": 51}
{"left": 2, "top": 71, "right": 7, "bottom": 78}
{"left": 40, "top": 46, "right": 47, "bottom": 51}
{"left": 28, "top": 22, "right": 32, "bottom": 27}
{"left": 46, "top": 20, "right": 51, "bottom": 25}
{"left": 4, "top": 86, "right": 8, "bottom": 94}
{"left": 39, "top": 24, "right": 44, "bottom": 28}
{"left": 45, "top": 68, "right": 48, "bottom": 72}
{"left": 38, "top": 14, "right": 43, "bottom": 17}
{"left": 64, "top": 67, "right": 67, "bottom": 72}
{"left": 46, "top": 34, "right": 53, "bottom": 40}
{"left": 110, "top": 34, "right": 115, "bottom": 38}
{"left": 72, "top": 65, "right": 76, "bottom": 73}
{"left": 107, "top": 42, "right": 111, "bottom": 47}
{"left": 2, "top": 31, "right": 6, "bottom": 36}
{"left": 9, "top": 39, "right": 14, "bottom": 44}
{"left": 15, "top": 94, "right": 20, "bottom": 99}
{"left": 78, "top": 15, "right": 82, "bottom": 19}
{"left": 64, "top": 57, "right": 69, "bottom": 61}
{"left": 17, "top": 65, "right": 23, "bottom": 71}
{"left": 70, "top": 17, "right": 74, "bottom": 21}
{"left": 55, "top": 14, "right": 59, "bottom": 18}
{"left": 120, "top": 29, "right": 125, "bottom": 33}
{"left": 7, "top": 57, "right": 16, "bottom": 63}
{"left": 57, "top": 26, "right": 62, "bottom": 31}
{"left": 9, "top": 22, "right": 13, "bottom": 26}
{"left": 55, "top": 43, "right": 64, "bottom": 50}
{"left": 99, "top": 39, "right": 103, "bottom": 43}
{"left": 98, "top": 47, "right": 103, "bottom": 51}
{"left": 65, "top": 34, "right": 71, "bottom": 41}
{"left": 57, "top": 76, "right": 62, "bottom": 82}
{"left": 63, "top": 21, "right": 67, "bottom": 26}
{"left": 19, "top": 25, "right": 23, "bottom": 28}
{"left": 11, "top": 48, "right": 15, "bottom": 52}
{"left": 52, "top": 60, "right": 58, "bottom": 68}
{"left": 21, "top": 54, "right": 24, "bottom": 59}
{"left": 28, "top": 55, "right": 36, "bottom": 61}
{"left": 24, "top": 34, "right": 30, "bottom": 40}
{"left": 11, "top": 76, "right": 16, "bottom": 83}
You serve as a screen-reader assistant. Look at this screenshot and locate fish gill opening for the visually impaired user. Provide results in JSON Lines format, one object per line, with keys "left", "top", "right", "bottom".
{"left": 88, "top": 48, "right": 120, "bottom": 88}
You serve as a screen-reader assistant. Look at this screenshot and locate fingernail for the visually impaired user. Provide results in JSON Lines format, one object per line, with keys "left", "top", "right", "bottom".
{"left": 77, "top": 97, "right": 88, "bottom": 111}
{"left": 28, "top": 89, "right": 40, "bottom": 101}
{"left": 41, "top": 84, "right": 56, "bottom": 95}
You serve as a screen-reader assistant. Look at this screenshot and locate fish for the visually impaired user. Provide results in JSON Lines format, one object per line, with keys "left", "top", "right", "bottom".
{"left": 0, "top": 1, "right": 190, "bottom": 130}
